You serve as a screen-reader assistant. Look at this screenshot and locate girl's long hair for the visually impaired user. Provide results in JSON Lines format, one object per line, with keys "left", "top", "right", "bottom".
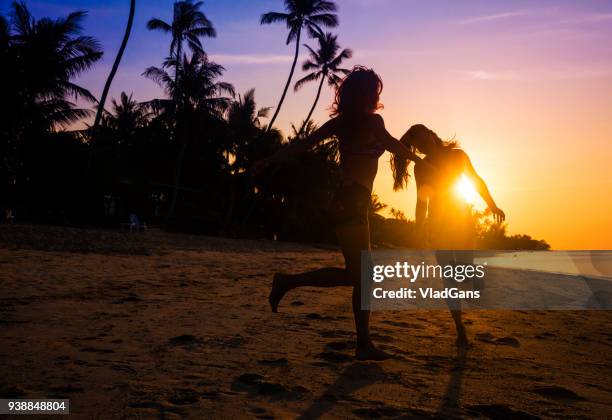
{"left": 331, "top": 66, "right": 383, "bottom": 117}
{"left": 391, "top": 124, "right": 459, "bottom": 191}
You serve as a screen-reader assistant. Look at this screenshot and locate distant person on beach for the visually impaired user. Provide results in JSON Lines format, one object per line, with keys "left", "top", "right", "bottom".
{"left": 392, "top": 124, "right": 505, "bottom": 346}
{"left": 253, "top": 66, "right": 421, "bottom": 360}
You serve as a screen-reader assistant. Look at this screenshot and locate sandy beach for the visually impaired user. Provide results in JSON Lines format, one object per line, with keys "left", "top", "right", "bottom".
{"left": 1, "top": 225, "right": 611, "bottom": 419}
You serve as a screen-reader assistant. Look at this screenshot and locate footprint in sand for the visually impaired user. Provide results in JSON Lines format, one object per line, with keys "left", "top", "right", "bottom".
{"left": 168, "top": 388, "right": 199, "bottom": 405}
{"left": 249, "top": 406, "right": 274, "bottom": 419}
{"left": 167, "top": 334, "right": 203, "bottom": 348}
{"left": 533, "top": 385, "right": 586, "bottom": 402}
{"left": 468, "top": 404, "right": 541, "bottom": 419}
{"left": 476, "top": 333, "right": 521, "bottom": 347}
{"left": 534, "top": 332, "right": 556, "bottom": 339}
{"left": 495, "top": 336, "right": 521, "bottom": 347}
{"left": 232, "top": 373, "right": 306, "bottom": 397}
{"left": 112, "top": 294, "right": 141, "bottom": 304}
{"left": 316, "top": 351, "right": 353, "bottom": 363}
{"left": 325, "top": 341, "right": 354, "bottom": 351}
{"left": 475, "top": 332, "right": 495, "bottom": 343}
{"left": 48, "top": 384, "right": 84, "bottom": 397}
{"left": 257, "top": 358, "right": 288, "bottom": 366}
{"left": 80, "top": 346, "right": 114, "bottom": 354}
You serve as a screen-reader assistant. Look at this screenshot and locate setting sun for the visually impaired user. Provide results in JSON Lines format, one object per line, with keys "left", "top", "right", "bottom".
{"left": 456, "top": 175, "right": 478, "bottom": 204}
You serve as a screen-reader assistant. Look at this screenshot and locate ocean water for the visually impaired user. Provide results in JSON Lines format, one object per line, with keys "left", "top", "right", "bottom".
{"left": 475, "top": 250, "right": 612, "bottom": 280}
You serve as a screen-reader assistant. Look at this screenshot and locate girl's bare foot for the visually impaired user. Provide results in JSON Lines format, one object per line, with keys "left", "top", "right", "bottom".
{"left": 355, "top": 342, "right": 393, "bottom": 361}
{"left": 269, "top": 273, "right": 287, "bottom": 313}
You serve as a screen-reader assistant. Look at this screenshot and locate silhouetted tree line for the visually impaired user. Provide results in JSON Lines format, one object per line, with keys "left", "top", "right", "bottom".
{"left": 0, "top": 1, "right": 549, "bottom": 250}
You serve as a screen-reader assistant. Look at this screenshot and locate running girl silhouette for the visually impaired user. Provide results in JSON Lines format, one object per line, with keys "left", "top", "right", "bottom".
{"left": 253, "top": 67, "right": 420, "bottom": 360}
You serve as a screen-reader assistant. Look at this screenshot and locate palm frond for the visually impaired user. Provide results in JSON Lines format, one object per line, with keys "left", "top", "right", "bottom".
{"left": 257, "top": 107, "right": 272, "bottom": 119}
{"left": 147, "top": 18, "right": 172, "bottom": 32}
{"left": 55, "top": 80, "right": 97, "bottom": 103}
{"left": 307, "top": 13, "right": 338, "bottom": 28}
{"left": 10, "top": 1, "right": 34, "bottom": 37}
{"left": 60, "top": 10, "right": 87, "bottom": 36}
{"left": 329, "top": 48, "right": 352, "bottom": 68}
{"left": 143, "top": 66, "right": 174, "bottom": 91}
{"left": 260, "top": 12, "right": 290, "bottom": 25}
{"left": 294, "top": 72, "right": 319, "bottom": 91}
{"left": 302, "top": 59, "right": 319, "bottom": 72}
{"left": 189, "top": 25, "right": 216, "bottom": 38}
{"left": 302, "top": 43, "right": 320, "bottom": 61}
{"left": 286, "top": 26, "right": 302, "bottom": 44}
{"left": 311, "top": 0, "right": 338, "bottom": 14}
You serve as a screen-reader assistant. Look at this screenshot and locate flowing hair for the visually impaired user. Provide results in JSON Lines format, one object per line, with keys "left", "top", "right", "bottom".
{"left": 331, "top": 66, "right": 383, "bottom": 117}
{"left": 391, "top": 124, "right": 459, "bottom": 191}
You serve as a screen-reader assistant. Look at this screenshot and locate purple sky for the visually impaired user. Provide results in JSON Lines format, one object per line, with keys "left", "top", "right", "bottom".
{"left": 5, "top": 0, "right": 612, "bottom": 248}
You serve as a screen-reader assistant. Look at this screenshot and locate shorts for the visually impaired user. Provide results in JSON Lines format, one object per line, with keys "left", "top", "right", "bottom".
{"left": 330, "top": 182, "right": 371, "bottom": 227}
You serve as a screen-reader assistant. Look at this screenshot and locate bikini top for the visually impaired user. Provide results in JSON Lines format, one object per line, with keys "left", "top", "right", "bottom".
{"left": 336, "top": 115, "right": 386, "bottom": 159}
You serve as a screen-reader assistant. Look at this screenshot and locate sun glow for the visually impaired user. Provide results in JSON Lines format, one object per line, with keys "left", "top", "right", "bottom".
{"left": 456, "top": 175, "right": 478, "bottom": 204}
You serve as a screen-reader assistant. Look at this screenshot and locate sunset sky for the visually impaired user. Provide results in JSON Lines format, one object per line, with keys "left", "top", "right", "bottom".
{"left": 7, "top": 0, "right": 612, "bottom": 249}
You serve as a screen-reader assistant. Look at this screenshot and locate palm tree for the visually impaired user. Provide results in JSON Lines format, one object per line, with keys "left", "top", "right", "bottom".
{"left": 144, "top": 54, "right": 234, "bottom": 119}
{"left": 91, "top": 0, "right": 135, "bottom": 133}
{"left": 2, "top": 1, "right": 102, "bottom": 217}
{"left": 102, "top": 92, "right": 150, "bottom": 144}
{"left": 227, "top": 89, "right": 271, "bottom": 170}
{"left": 224, "top": 89, "right": 275, "bottom": 228}
{"left": 146, "top": 1, "right": 217, "bottom": 220}
{"left": 294, "top": 32, "right": 352, "bottom": 134}
{"left": 143, "top": 53, "right": 234, "bottom": 219}
{"left": 260, "top": 0, "right": 338, "bottom": 132}
{"left": 370, "top": 194, "right": 387, "bottom": 214}
{"left": 147, "top": 0, "right": 215, "bottom": 83}
{"left": 8, "top": 1, "right": 103, "bottom": 129}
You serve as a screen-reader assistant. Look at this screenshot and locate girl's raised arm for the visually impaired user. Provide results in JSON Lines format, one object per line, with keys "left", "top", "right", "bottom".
{"left": 462, "top": 151, "right": 505, "bottom": 223}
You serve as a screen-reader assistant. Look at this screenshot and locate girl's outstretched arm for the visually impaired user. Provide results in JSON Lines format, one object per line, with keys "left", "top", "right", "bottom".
{"left": 462, "top": 151, "right": 505, "bottom": 223}
{"left": 251, "top": 119, "right": 337, "bottom": 174}
{"left": 371, "top": 115, "right": 421, "bottom": 162}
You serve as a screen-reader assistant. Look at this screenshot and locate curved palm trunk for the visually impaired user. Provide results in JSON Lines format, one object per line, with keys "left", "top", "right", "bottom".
{"left": 265, "top": 27, "right": 301, "bottom": 132}
{"left": 91, "top": 0, "right": 135, "bottom": 133}
{"left": 299, "top": 74, "right": 325, "bottom": 135}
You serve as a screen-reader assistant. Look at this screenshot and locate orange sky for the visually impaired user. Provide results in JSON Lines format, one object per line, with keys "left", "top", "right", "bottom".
{"left": 259, "top": 2, "right": 612, "bottom": 249}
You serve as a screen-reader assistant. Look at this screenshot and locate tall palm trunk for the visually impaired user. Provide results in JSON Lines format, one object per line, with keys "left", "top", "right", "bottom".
{"left": 166, "top": 37, "right": 185, "bottom": 221}
{"left": 266, "top": 27, "right": 301, "bottom": 132}
{"left": 91, "top": 0, "right": 135, "bottom": 133}
{"left": 299, "top": 72, "right": 325, "bottom": 135}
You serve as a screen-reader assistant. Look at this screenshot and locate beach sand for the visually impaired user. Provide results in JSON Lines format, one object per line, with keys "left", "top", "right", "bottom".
{"left": 1, "top": 225, "right": 611, "bottom": 419}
